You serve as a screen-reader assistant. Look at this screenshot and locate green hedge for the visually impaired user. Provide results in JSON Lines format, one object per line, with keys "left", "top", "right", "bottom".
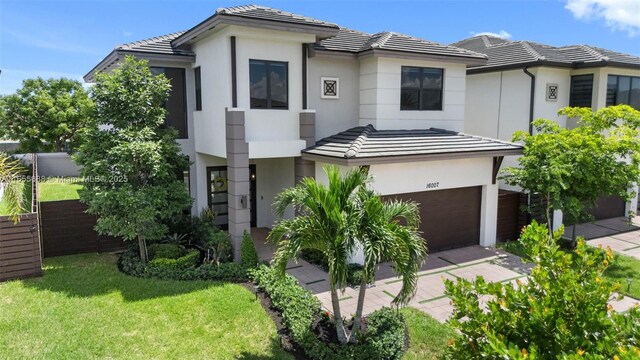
{"left": 118, "top": 247, "right": 247, "bottom": 282}
{"left": 250, "top": 265, "right": 407, "bottom": 360}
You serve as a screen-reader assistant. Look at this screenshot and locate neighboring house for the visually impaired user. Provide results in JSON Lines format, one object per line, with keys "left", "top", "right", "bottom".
{"left": 85, "top": 5, "right": 522, "bottom": 258}
{"left": 452, "top": 35, "right": 640, "bottom": 228}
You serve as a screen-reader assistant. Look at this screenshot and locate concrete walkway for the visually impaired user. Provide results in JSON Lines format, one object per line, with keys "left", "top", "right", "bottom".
{"left": 253, "top": 227, "right": 639, "bottom": 323}
{"left": 567, "top": 216, "right": 640, "bottom": 260}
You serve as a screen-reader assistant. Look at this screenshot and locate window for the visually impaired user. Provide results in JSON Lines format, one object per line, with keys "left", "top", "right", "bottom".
{"left": 569, "top": 74, "right": 594, "bottom": 107}
{"left": 400, "top": 66, "right": 443, "bottom": 111}
{"left": 194, "top": 67, "right": 202, "bottom": 111}
{"left": 607, "top": 75, "right": 640, "bottom": 110}
{"left": 249, "top": 60, "right": 288, "bottom": 109}
{"left": 150, "top": 67, "right": 188, "bottom": 138}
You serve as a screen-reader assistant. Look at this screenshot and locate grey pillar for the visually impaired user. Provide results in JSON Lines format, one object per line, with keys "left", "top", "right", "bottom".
{"left": 295, "top": 110, "right": 316, "bottom": 185}
{"left": 225, "top": 108, "right": 250, "bottom": 261}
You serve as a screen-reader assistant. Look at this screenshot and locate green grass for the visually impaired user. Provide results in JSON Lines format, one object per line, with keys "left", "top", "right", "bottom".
{"left": 402, "top": 307, "right": 455, "bottom": 359}
{"left": 498, "top": 240, "right": 640, "bottom": 299}
{"left": 38, "top": 177, "right": 83, "bottom": 202}
{"left": 0, "top": 181, "right": 32, "bottom": 215}
{"left": 0, "top": 254, "right": 291, "bottom": 360}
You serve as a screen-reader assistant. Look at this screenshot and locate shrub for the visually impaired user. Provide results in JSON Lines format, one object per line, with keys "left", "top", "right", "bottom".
{"left": 445, "top": 221, "right": 640, "bottom": 359}
{"left": 301, "top": 249, "right": 328, "bottom": 270}
{"left": 240, "top": 231, "right": 259, "bottom": 269}
{"left": 147, "top": 243, "right": 184, "bottom": 260}
{"left": 250, "top": 265, "right": 407, "bottom": 360}
{"left": 203, "top": 230, "right": 232, "bottom": 264}
{"left": 148, "top": 249, "right": 199, "bottom": 272}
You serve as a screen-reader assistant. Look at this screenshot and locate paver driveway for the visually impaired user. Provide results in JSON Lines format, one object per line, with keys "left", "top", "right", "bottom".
{"left": 253, "top": 227, "right": 639, "bottom": 323}
{"left": 567, "top": 216, "right": 640, "bottom": 260}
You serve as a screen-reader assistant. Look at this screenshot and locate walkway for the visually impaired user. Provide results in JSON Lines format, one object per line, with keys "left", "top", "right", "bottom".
{"left": 252, "top": 227, "right": 639, "bottom": 323}
{"left": 567, "top": 216, "right": 640, "bottom": 260}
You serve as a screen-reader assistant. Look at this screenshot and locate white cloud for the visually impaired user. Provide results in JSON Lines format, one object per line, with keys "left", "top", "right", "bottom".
{"left": 565, "top": 0, "right": 640, "bottom": 36}
{"left": 470, "top": 30, "right": 512, "bottom": 39}
{"left": 0, "top": 69, "right": 89, "bottom": 95}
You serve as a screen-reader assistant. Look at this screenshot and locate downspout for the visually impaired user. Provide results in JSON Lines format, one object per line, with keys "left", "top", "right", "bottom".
{"left": 522, "top": 67, "right": 535, "bottom": 135}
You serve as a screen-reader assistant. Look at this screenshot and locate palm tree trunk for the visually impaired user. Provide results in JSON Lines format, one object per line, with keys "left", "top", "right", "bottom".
{"left": 350, "top": 276, "right": 368, "bottom": 342}
{"left": 330, "top": 287, "right": 349, "bottom": 344}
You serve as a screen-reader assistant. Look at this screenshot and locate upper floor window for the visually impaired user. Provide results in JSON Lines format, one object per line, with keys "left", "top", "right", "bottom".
{"left": 569, "top": 74, "right": 593, "bottom": 108}
{"left": 607, "top": 75, "right": 640, "bottom": 110}
{"left": 400, "top": 66, "right": 443, "bottom": 111}
{"left": 194, "top": 67, "right": 202, "bottom": 111}
{"left": 249, "top": 60, "right": 288, "bottom": 109}
{"left": 150, "top": 67, "right": 188, "bottom": 139}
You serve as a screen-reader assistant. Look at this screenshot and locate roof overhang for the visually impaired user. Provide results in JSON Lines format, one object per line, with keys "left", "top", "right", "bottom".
{"left": 302, "top": 148, "right": 523, "bottom": 166}
{"left": 84, "top": 50, "right": 196, "bottom": 82}
{"left": 358, "top": 49, "right": 488, "bottom": 67}
{"left": 172, "top": 14, "right": 339, "bottom": 47}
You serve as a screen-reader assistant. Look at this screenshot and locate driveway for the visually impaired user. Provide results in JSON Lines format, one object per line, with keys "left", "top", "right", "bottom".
{"left": 252, "top": 227, "right": 639, "bottom": 323}
{"left": 568, "top": 216, "right": 640, "bottom": 260}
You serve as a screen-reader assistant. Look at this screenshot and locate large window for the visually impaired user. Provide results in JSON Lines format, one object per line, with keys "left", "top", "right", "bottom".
{"left": 150, "top": 67, "right": 188, "bottom": 138}
{"left": 400, "top": 66, "right": 443, "bottom": 111}
{"left": 194, "top": 67, "right": 202, "bottom": 111}
{"left": 249, "top": 60, "right": 288, "bottom": 109}
{"left": 569, "top": 74, "right": 594, "bottom": 108}
{"left": 607, "top": 75, "right": 640, "bottom": 110}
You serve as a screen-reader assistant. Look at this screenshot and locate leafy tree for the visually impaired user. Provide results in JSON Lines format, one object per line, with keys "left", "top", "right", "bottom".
{"left": 502, "top": 105, "right": 640, "bottom": 239}
{"left": 444, "top": 221, "right": 640, "bottom": 359}
{"left": 0, "top": 153, "right": 27, "bottom": 222}
{"left": 0, "top": 78, "right": 93, "bottom": 152}
{"left": 268, "top": 165, "right": 426, "bottom": 344}
{"left": 75, "top": 56, "right": 191, "bottom": 263}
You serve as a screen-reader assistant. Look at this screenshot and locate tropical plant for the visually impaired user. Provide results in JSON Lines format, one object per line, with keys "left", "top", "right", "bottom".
{"left": 502, "top": 105, "right": 640, "bottom": 240}
{"left": 269, "top": 165, "right": 426, "bottom": 344}
{"left": 75, "top": 56, "right": 192, "bottom": 263}
{"left": 0, "top": 153, "right": 27, "bottom": 222}
{"left": 0, "top": 78, "right": 93, "bottom": 152}
{"left": 444, "top": 221, "right": 640, "bottom": 358}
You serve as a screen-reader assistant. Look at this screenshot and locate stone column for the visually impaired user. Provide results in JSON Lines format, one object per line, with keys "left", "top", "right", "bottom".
{"left": 225, "top": 108, "right": 250, "bottom": 261}
{"left": 295, "top": 110, "right": 316, "bottom": 185}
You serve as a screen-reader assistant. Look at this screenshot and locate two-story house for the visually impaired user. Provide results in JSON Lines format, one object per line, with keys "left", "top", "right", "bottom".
{"left": 453, "top": 35, "right": 640, "bottom": 229}
{"left": 85, "top": 5, "right": 522, "bottom": 258}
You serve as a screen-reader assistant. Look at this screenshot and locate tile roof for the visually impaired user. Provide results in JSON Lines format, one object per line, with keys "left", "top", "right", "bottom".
{"left": 116, "top": 31, "right": 193, "bottom": 56}
{"left": 302, "top": 125, "right": 522, "bottom": 163}
{"left": 452, "top": 35, "right": 640, "bottom": 71}
{"left": 315, "top": 28, "right": 487, "bottom": 60}
{"left": 215, "top": 5, "right": 339, "bottom": 29}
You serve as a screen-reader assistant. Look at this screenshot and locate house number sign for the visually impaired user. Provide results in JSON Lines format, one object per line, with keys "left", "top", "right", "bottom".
{"left": 426, "top": 182, "right": 440, "bottom": 189}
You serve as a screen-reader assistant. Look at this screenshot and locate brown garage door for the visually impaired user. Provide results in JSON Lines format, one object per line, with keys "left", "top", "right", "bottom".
{"left": 383, "top": 187, "right": 481, "bottom": 252}
{"left": 587, "top": 195, "right": 626, "bottom": 221}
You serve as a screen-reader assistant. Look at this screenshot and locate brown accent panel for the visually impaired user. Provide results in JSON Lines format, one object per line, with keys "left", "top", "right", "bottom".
{"left": 587, "top": 194, "right": 626, "bottom": 221}
{"left": 164, "top": 68, "right": 187, "bottom": 139}
{"left": 383, "top": 187, "right": 481, "bottom": 252}
{"left": 497, "top": 190, "right": 523, "bottom": 242}
{"left": 40, "top": 200, "right": 127, "bottom": 257}
{"left": 0, "top": 213, "right": 42, "bottom": 282}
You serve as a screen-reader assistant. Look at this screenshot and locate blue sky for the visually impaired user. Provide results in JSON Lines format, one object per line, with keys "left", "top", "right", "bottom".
{"left": 1, "top": 0, "right": 639, "bottom": 94}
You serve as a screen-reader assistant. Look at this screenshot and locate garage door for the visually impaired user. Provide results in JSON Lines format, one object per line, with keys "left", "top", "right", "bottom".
{"left": 383, "top": 186, "right": 482, "bottom": 253}
{"left": 587, "top": 195, "right": 626, "bottom": 221}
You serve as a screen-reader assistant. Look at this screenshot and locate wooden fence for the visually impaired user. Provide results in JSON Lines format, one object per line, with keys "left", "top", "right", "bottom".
{"left": 0, "top": 154, "right": 42, "bottom": 282}
{"left": 40, "top": 200, "right": 127, "bottom": 257}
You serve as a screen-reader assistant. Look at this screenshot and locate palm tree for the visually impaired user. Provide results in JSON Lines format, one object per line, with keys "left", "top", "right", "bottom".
{"left": 0, "top": 153, "right": 26, "bottom": 223}
{"left": 350, "top": 188, "right": 426, "bottom": 337}
{"left": 268, "top": 165, "right": 427, "bottom": 344}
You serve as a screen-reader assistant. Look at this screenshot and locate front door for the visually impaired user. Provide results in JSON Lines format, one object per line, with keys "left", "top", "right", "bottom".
{"left": 207, "top": 165, "right": 257, "bottom": 229}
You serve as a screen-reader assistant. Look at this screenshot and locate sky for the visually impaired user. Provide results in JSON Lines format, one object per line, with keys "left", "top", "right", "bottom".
{"left": 1, "top": 0, "right": 639, "bottom": 95}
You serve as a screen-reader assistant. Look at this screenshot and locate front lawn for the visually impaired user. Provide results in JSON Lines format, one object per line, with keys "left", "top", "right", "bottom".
{"left": 38, "top": 177, "right": 82, "bottom": 202}
{"left": 402, "top": 307, "right": 455, "bottom": 359}
{"left": 498, "top": 240, "right": 640, "bottom": 299}
{"left": 0, "top": 253, "right": 291, "bottom": 359}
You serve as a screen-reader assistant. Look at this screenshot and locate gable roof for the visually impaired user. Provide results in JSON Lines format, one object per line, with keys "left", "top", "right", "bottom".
{"left": 117, "top": 31, "right": 193, "bottom": 56}
{"left": 452, "top": 35, "right": 640, "bottom": 73}
{"left": 313, "top": 28, "right": 487, "bottom": 63}
{"left": 302, "top": 125, "right": 522, "bottom": 165}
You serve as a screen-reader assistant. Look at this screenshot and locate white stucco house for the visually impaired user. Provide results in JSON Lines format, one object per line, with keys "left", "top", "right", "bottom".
{"left": 85, "top": 5, "right": 523, "bottom": 258}
{"left": 452, "top": 35, "right": 640, "bottom": 229}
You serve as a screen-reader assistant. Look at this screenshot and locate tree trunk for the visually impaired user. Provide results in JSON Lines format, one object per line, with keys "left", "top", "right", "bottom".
{"left": 138, "top": 234, "right": 148, "bottom": 263}
{"left": 350, "top": 275, "right": 368, "bottom": 342}
{"left": 330, "top": 287, "right": 349, "bottom": 344}
{"left": 545, "top": 193, "right": 553, "bottom": 240}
